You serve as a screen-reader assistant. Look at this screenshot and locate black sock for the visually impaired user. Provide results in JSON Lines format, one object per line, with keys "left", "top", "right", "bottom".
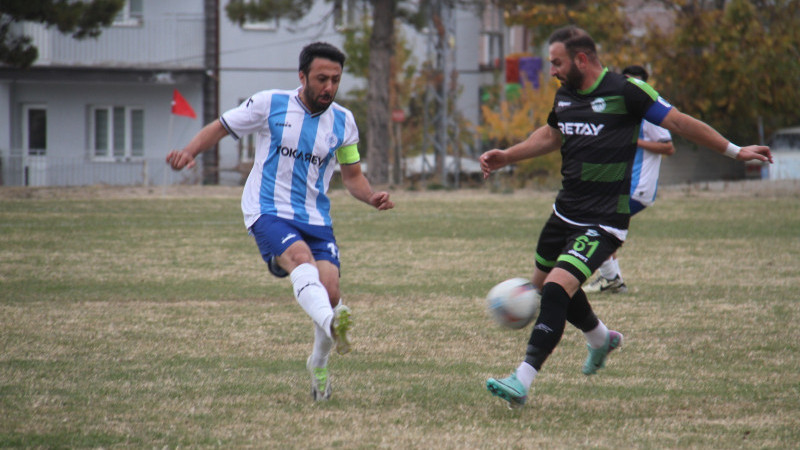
{"left": 566, "top": 288, "right": 599, "bottom": 332}
{"left": 524, "top": 282, "right": 570, "bottom": 371}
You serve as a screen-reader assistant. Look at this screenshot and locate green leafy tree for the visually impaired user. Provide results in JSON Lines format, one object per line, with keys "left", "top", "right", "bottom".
{"left": 225, "top": 0, "right": 314, "bottom": 24}
{"left": 0, "top": 0, "right": 124, "bottom": 68}
{"left": 495, "top": 0, "right": 643, "bottom": 69}
{"left": 495, "top": 0, "right": 799, "bottom": 144}
{"left": 641, "top": 0, "right": 800, "bottom": 142}
{"left": 477, "top": 73, "right": 562, "bottom": 184}
{"left": 340, "top": 18, "right": 420, "bottom": 184}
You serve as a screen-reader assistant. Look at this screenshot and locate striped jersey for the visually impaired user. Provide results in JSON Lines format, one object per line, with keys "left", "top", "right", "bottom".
{"left": 220, "top": 87, "right": 361, "bottom": 229}
{"left": 630, "top": 120, "right": 672, "bottom": 206}
{"left": 546, "top": 68, "right": 672, "bottom": 239}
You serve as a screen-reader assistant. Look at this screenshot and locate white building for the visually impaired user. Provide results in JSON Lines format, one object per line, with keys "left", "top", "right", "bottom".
{"left": 0, "top": 1, "right": 208, "bottom": 186}
{"left": 0, "top": 0, "right": 529, "bottom": 187}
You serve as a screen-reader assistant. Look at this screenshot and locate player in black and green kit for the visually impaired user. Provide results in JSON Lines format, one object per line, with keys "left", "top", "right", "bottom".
{"left": 480, "top": 25, "right": 772, "bottom": 409}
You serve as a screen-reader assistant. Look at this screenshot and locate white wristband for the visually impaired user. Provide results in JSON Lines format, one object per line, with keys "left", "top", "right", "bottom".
{"left": 724, "top": 142, "right": 741, "bottom": 159}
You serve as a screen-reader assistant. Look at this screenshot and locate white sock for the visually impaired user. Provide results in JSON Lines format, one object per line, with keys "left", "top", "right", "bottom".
{"left": 584, "top": 320, "right": 610, "bottom": 349}
{"left": 515, "top": 361, "right": 537, "bottom": 391}
{"left": 598, "top": 257, "right": 620, "bottom": 280}
{"left": 290, "top": 263, "right": 334, "bottom": 339}
{"left": 309, "top": 323, "right": 333, "bottom": 368}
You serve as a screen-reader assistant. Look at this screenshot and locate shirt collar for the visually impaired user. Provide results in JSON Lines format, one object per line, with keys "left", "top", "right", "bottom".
{"left": 577, "top": 67, "right": 608, "bottom": 95}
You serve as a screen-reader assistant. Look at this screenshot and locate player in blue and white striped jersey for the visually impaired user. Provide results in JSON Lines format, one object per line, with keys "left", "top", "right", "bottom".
{"left": 167, "top": 42, "right": 394, "bottom": 402}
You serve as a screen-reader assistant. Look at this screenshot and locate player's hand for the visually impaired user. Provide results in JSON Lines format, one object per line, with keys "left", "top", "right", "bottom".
{"left": 480, "top": 149, "right": 508, "bottom": 179}
{"left": 369, "top": 192, "right": 394, "bottom": 211}
{"left": 737, "top": 145, "right": 773, "bottom": 164}
{"left": 166, "top": 149, "right": 196, "bottom": 170}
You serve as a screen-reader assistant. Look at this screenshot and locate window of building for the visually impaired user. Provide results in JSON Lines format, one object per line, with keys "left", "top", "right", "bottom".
{"left": 333, "top": 0, "right": 358, "bottom": 30}
{"left": 238, "top": 134, "right": 255, "bottom": 163}
{"left": 23, "top": 104, "right": 47, "bottom": 156}
{"left": 91, "top": 106, "right": 145, "bottom": 160}
{"left": 241, "top": 0, "right": 279, "bottom": 31}
{"left": 236, "top": 99, "right": 255, "bottom": 163}
{"left": 114, "top": 0, "right": 143, "bottom": 26}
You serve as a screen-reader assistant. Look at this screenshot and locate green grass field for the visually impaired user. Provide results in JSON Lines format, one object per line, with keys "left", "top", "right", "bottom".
{"left": 1, "top": 184, "right": 799, "bottom": 448}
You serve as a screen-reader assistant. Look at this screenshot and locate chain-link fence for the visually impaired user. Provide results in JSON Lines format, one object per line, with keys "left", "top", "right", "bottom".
{"left": 0, "top": 155, "right": 202, "bottom": 187}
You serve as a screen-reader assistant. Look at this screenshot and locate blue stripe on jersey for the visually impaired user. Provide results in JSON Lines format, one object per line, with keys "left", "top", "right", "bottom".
{"left": 289, "top": 115, "right": 320, "bottom": 222}
{"left": 629, "top": 123, "right": 645, "bottom": 196}
{"left": 261, "top": 94, "right": 290, "bottom": 216}
{"left": 313, "top": 109, "right": 346, "bottom": 226}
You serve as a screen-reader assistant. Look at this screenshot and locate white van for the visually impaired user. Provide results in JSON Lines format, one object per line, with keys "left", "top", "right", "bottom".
{"left": 748, "top": 127, "right": 800, "bottom": 179}
{"left": 766, "top": 127, "right": 800, "bottom": 179}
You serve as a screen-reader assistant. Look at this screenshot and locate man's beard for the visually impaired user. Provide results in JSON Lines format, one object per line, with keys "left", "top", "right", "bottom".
{"left": 303, "top": 87, "right": 334, "bottom": 113}
{"left": 562, "top": 64, "right": 584, "bottom": 90}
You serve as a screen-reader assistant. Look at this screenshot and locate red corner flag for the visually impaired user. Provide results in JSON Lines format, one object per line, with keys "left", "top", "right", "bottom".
{"left": 171, "top": 89, "right": 196, "bottom": 119}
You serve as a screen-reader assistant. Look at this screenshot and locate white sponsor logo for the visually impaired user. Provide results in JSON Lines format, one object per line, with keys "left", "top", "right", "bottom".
{"left": 591, "top": 98, "right": 606, "bottom": 112}
{"left": 568, "top": 249, "right": 589, "bottom": 263}
{"left": 558, "top": 101, "right": 572, "bottom": 107}
{"left": 281, "top": 233, "right": 297, "bottom": 244}
{"left": 558, "top": 122, "right": 605, "bottom": 136}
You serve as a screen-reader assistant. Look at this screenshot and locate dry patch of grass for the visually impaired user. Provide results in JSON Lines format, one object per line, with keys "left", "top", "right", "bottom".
{"left": 1, "top": 184, "right": 799, "bottom": 448}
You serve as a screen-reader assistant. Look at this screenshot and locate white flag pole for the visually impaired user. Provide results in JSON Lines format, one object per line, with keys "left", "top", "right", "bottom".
{"left": 164, "top": 112, "right": 175, "bottom": 195}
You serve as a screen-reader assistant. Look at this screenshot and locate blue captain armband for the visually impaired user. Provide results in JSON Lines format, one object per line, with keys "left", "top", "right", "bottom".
{"left": 336, "top": 144, "right": 361, "bottom": 165}
{"left": 644, "top": 97, "right": 673, "bottom": 125}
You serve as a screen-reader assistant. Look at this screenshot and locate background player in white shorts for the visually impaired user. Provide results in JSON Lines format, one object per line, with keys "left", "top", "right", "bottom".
{"left": 585, "top": 65, "right": 675, "bottom": 294}
{"left": 167, "top": 42, "right": 394, "bottom": 402}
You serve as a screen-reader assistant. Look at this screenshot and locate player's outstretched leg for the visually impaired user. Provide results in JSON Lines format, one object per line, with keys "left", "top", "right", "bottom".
{"left": 332, "top": 302, "right": 351, "bottom": 355}
{"left": 582, "top": 330, "right": 623, "bottom": 375}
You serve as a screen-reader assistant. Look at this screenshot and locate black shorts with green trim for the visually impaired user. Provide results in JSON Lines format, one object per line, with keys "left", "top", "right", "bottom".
{"left": 534, "top": 213, "right": 624, "bottom": 284}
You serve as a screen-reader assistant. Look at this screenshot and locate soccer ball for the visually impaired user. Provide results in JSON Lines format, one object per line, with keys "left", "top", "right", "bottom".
{"left": 486, "top": 278, "right": 541, "bottom": 329}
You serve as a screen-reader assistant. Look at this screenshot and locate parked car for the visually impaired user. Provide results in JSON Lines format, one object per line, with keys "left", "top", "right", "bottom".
{"left": 746, "top": 126, "right": 800, "bottom": 180}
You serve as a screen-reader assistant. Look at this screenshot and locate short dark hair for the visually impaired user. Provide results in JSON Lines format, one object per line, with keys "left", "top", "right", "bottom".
{"left": 622, "top": 65, "right": 649, "bottom": 82}
{"left": 547, "top": 26, "right": 597, "bottom": 61}
{"left": 299, "top": 42, "right": 346, "bottom": 75}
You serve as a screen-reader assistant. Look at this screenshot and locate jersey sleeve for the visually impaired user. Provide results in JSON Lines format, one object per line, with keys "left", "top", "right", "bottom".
{"left": 219, "top": 91, "right": 272, "bottom": 141}
{"left": 547, "top": 109, "right": 559, "bottom": 129}
{"left": 547, "top": 91, "right": 562, "bottom": 129}
{"left": 624, "top": 78, "right": 673, "bottom": 126}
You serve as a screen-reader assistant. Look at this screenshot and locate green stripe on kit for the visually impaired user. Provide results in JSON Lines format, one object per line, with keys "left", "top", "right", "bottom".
{"left": 536, "top": 252, "right": 556, "bottom": 268}
{"left": 581, "top": 162, "right": 627, "bottom": 182}
{"left": 617, "top": 195, "right": 631, "bottom": 214}
{"left": 557, "top": 254, "right": 592, "bottom": 279}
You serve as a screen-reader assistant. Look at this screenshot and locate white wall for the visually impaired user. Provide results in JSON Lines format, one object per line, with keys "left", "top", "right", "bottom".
{"left": 0, "top": 82, "right": 11, "bottom": 154}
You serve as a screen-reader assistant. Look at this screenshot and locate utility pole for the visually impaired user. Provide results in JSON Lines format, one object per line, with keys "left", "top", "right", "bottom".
{"left": 202, "top": 0, "right": 220, "bottom": 185}
{"left": 425, "top": 0, "right": 456, "bottom": 187}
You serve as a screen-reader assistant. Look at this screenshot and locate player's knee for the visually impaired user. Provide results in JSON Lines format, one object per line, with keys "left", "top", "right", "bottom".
{"left": 536, "top": 282, "right": 570, "bottom": 328}
{"left": 540, "top": 282, "right": 570, "bottom": 308}
{"left": 280, "top": 246, "right": 315, "bottom": 272}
